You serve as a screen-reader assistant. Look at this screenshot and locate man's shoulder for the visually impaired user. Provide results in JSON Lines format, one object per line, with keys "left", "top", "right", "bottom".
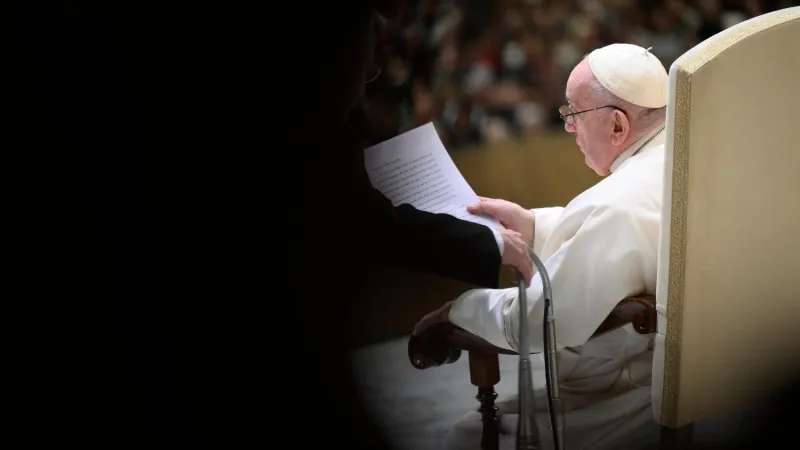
{"left": 579, "top": 150, "right": 665, "bottom": 206}
{"left": 569, "top": 182, "right": 645, "bottom": 213}
{"left": 622, "top": 142, "right": 666, "bottom": 173}
{"left": 565, "top": 175, "right": 663, "bottom": 224}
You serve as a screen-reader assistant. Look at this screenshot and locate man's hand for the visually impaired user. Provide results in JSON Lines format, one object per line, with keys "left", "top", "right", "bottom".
{"left": 412, "top": 301, "right": 453, "bottom": 336}
{"left": 468, "top": 197, "right": 534, "bottom": 245}
{"left": 499, "top": 228, "right": 533, "bottom": 285}
{"left": 469, "top": 197, "right": 535, "bottom": 284}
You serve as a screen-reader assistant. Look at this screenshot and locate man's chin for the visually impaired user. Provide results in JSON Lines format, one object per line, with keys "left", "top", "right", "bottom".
{"left": 592, "top": 165, "right": 611, "bottom": 177}
{"left": 585, "top": 157, "right": 607, "bottom": 176}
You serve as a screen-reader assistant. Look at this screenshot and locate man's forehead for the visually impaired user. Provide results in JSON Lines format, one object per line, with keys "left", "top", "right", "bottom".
{"left": 565, "top": 78, "right": 580, "bottom": 106}
{"left": 566, "top": 61, "right": 591, "bottom": 105}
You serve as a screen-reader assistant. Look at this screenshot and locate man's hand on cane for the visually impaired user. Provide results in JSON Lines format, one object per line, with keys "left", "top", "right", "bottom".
{"left": 469, "top": 196, "right": 535, "bottom": 285}
{"left": 499, "top": 228, "right": 534, "bottom": 286}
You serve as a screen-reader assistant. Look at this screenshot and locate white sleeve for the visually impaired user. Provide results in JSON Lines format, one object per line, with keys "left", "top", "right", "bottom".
{"left": 530, "top": 207, "right": 564, "bottom": 254}
{"left": 448, "top": 207, "right": 648, "bottom": 352}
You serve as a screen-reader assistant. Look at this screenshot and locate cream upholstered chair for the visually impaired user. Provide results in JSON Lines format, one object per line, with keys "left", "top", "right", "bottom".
{"left": 653, "top": 7, "right": 800, "bottom": 447}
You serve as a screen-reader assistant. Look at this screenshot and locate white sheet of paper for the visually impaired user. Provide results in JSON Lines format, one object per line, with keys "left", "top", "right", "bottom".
{"left": 363, "top": 122, "right": 501, "bottom": 231}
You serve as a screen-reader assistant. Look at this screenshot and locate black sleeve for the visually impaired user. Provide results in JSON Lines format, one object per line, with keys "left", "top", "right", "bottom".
{"left": 362, "top": 184, "right": 502, "bottom": 289}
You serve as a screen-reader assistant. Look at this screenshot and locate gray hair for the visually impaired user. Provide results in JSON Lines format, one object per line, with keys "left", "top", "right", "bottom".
{"left": 586, "top": 76, "right": 666, "bottom": 134}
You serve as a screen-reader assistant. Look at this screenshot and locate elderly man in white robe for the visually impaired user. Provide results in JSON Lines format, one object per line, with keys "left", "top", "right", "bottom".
{"left": 412, "top": 43, "right": 670, "bottom": 450}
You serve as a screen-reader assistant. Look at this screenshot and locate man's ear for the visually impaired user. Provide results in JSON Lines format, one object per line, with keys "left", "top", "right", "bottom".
{"left": 611, "top": 110, "right": 631, "bottom": 146}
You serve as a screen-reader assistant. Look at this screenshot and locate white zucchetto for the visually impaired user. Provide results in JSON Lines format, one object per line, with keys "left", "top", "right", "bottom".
{"left": 587, "top": 44, "right": 669, "bottom": 108}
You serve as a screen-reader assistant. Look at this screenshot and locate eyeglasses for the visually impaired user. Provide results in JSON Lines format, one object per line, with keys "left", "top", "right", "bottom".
{"left": 365, "top": 65, "right": 381, "bottom": 84}
{"left": 559, "top": 104, "right": 627, "bottom": 126}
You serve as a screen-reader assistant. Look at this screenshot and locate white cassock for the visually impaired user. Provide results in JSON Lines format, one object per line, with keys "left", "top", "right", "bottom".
{"left": 445, "top": 125, "right": 667, "bottom": 450}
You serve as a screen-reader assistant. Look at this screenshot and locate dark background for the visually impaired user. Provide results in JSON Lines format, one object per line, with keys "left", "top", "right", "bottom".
{"left": 8, "top": 1, "right": 797, "bottom": 449}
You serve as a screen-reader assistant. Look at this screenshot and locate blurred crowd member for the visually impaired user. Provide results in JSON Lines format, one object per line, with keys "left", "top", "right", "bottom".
{"left": 364, "top": 0, "right": 790, "bottom": 150}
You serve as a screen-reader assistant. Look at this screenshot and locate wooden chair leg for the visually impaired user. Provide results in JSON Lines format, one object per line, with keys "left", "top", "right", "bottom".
{"left": 469, "top": 351, "right": 501, "bottom": 450}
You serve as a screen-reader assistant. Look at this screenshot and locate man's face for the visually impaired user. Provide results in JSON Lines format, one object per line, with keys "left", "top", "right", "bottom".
{"left": 563, "top": 61, "right": 616, "bottom": 176}
{"left": 290, "top": 2, "right": 408, "bottom": 144}
{"left": 324, "top": 9, "right": 384, "bottom": 127}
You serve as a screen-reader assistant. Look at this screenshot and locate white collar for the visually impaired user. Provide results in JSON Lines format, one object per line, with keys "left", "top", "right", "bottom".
{"left": 609, "top": 124, "right": 666, "bottom": 173}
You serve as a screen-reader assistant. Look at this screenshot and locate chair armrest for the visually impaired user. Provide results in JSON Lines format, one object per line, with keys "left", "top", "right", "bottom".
{"left": 408, "top": 294, "right": 656, "bottom": 369}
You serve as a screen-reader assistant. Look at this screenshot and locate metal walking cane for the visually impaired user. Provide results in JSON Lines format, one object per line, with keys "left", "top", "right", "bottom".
{"left": 516, "top": 246, "right": 565, "bottom": 450}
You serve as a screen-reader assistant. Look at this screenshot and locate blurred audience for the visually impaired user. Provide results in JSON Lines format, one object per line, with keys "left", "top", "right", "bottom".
{"left": 364, "top": 0, "right": 791, "bottom": 149}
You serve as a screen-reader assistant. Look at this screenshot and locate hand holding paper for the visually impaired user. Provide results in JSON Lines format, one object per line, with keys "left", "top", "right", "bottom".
{"left": 467, "top": 197, "right": 535, "bottom": 246}
{"left": 363, "top": 123, "right": 501, "bottom": 231}
{"left": 363, "top": 123, "right": 533, "bottom": 284}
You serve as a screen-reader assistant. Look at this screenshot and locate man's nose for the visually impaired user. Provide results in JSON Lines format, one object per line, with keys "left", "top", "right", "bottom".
{"left": 564, "top": 121, "right": 576, "bottom": 133}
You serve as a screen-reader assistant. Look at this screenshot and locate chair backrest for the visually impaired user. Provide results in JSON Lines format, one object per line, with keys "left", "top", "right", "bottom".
{"left": 652, "top": 7, "right": 800, "bottom": 429}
